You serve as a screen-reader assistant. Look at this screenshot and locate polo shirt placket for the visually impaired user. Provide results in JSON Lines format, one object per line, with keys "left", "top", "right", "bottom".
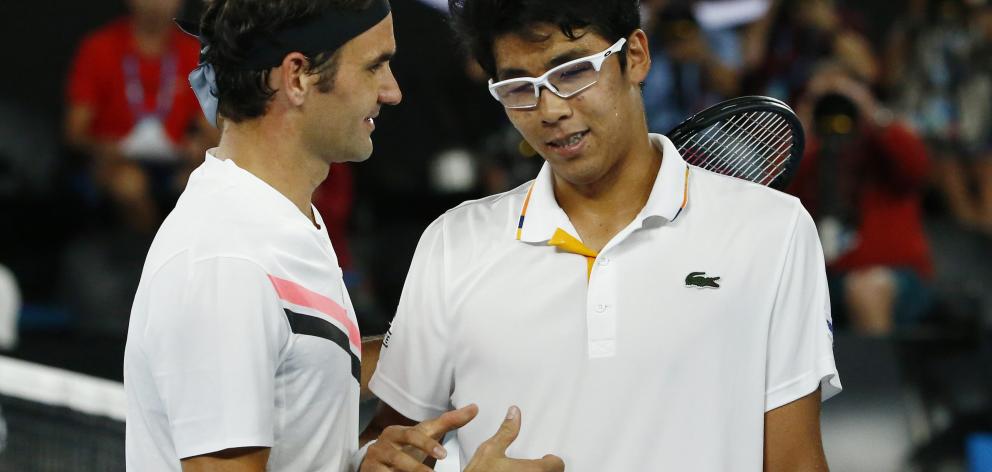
{"left": 514, "top": 139, "right": 690, "bottom": 359}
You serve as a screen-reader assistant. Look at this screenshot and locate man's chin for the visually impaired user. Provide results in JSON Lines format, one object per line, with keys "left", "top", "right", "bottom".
{"left": 547, "top": 158, "right": 608, "bottom": 187}
{"left": 331, "top": 141, "right": 374, "bottom": 164}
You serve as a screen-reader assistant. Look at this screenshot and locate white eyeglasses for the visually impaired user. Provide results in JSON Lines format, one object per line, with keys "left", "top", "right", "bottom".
{"left": 487, "top": 38, "right": 628, "bottom": 109}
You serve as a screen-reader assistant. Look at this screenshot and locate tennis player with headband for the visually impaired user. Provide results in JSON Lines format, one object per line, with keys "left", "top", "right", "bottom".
{"left": 122, "top": 1, "right": 491, "bottom": 470}
{"left": 365, "top": 0, "right": 842, "bottom": 470}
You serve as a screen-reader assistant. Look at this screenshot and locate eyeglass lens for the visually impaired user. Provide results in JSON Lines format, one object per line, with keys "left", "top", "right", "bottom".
{"left": 494, "top": 60, "right": 599, "bottom": 108}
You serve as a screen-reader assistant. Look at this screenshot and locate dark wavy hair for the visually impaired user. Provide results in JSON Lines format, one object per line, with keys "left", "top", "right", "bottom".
{"left": 448, "top": 0, "right": 641, "bottom": 78}
{"left": 198, "top": 0, "right": 374, "bottom": 123}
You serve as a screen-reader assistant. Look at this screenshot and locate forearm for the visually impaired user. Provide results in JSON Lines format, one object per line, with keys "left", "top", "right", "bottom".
{"left": 360, "top": 335, "right": 384, "bottom": 401}
{"left": 65, "top": 104, "right": 123, "bottom": 164}
{"left": 360, "top": 401, "right": 418, "bottom": 446}
{"left": 764, "top": 389, "right": 829, "bottom": 471}
{"left": 180, "top": 447, "right": 270, "bottom": 472}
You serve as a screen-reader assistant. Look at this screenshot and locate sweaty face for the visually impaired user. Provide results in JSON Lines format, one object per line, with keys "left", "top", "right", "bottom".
{"left": 492, "top": 25, "right": 646, "bottom": 187}
{"left": 301, "top": 13, "right": 402, "bottom": 164}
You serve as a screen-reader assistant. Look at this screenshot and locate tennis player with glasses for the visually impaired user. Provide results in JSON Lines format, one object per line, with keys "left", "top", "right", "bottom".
{"left": 361, "top": 1, "right": 841, "bottom": 470}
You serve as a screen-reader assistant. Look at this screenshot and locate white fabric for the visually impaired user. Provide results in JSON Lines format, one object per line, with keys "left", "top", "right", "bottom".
{"left": 125, "top": 154, "right": 360, "bottom": 471}
{"left": 119, "top": 117, "right": 178, "bottom": 162}
{"left": 0, "top": 264, "right": 19, "bottom": 350}
{"left": 694, "top": 0, "right": 771, "bottom": 30}
{"left": 0, "top": 356, "right": 125, "bottom": 420}
{"left": 371, "top": 134, "right": 841, "bottom": 471}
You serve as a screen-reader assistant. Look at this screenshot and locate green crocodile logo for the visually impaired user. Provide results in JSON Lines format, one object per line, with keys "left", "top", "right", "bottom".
{"left": 686, "top": 272, "right": 720, "bottom": 288}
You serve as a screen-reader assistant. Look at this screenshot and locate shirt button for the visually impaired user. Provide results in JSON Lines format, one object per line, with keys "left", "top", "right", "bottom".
{"left": 598, "top": 257, "right": 610, "bottom": 267}
{"left": 595, "top": 304, "right": 607, "bottom": 313}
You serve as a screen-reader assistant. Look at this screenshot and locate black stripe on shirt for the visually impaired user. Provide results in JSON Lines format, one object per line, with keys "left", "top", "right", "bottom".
{"left": 284, "top": 309, "right": 360, "bottom": 382}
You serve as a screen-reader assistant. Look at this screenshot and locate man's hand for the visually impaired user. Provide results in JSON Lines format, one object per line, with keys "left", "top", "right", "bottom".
{"left": 361, "top": 404, "right": 479, "bottom": 472}
{"left": 463, "top": 406, "right": 564, "bottom": 472}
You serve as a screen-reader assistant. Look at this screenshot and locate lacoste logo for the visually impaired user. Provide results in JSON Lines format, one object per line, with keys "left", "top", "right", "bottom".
{"left": 685, "top": 271, "right": 720, "bottom": 288}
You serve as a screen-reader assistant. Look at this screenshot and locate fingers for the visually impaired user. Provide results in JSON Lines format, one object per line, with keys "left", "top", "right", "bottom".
{"left": 362, "top": 441, "right": 433, "bottom": 472}
{"left": 485, "top": 405, "right": 522, "bottom": 453}
{"left": 416, "top": 403, "right": 479, "bottom": 439}
{"left": 505, "top": 454, "right": 565, "bottom": 472}
{"left": 535, "top": 454, "right": 566, "bottom": 472}
{"left": 380, "top": 425, "right": 446, "bottom": 461}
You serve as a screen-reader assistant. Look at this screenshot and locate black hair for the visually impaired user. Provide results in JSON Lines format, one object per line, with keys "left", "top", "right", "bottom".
{"left": 199, "top": 0, "right": 374, "bottom": 123}
{"left": 448, "top": 0, "right": 641, "bottom": 78}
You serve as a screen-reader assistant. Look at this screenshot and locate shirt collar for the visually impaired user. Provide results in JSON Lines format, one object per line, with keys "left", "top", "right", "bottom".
{"left": 516, "top": 162, "right": 573, "bottom": 243}
{"left": 639, "top": 133, "right": 691, "bottom": 222}
{"left": 515, "top": 133, "right": 690, "bottom": 243}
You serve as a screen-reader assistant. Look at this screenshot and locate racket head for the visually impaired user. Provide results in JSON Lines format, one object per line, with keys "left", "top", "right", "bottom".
{"left": 667, "top": 96, "right": 805, "bottom": 190}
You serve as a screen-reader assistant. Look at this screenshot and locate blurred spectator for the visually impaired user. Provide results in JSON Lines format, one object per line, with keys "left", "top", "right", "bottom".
{"left": 743, "top": 0, "right": 879, "bottom": 101}
{"left": 313, "top": 164, "right": 355, "bottom": 270}
{"left": 641, "top": 0, "right": 742, "bottom": 133}
{"left": 790, "top": 65, "right": 934, "bottom": 336}
{"left": 885, "top": 0, "right": 992, "bottom": 233}
{"left": 64, "top": 0, "right": 216, "bottom": 234}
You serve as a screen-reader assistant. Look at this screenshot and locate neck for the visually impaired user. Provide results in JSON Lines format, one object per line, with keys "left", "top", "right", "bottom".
{"left": 212, "top": 117, "right": 328, "bottom": 226}
{"left": 555, "top": 134, "right": 661, "bottom": 216}
{"left": 553, "top": 132, "right": 661, "bottom": 251}
{"left": 132, "top": 17, "right": 171, "bottom": 56}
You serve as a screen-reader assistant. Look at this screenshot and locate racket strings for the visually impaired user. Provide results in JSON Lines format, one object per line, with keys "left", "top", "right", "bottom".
{"left": 696, "top": 112, "right": 785, "bottom": 177}
{"left": 735, "top": 115, "right": 793, "bottom": 184}
{"left": 676, "top": 110, "right": 797, "bottom": 186}
{"left": 702, "top": 115, "right": 791, "bottom": 183}
{"left": 682, "top": 112, "right": 773, "bottom": 177}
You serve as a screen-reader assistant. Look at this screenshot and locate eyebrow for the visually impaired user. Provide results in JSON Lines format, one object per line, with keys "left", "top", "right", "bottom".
{"left": 367, "top": 50, "right": 395, "bottom": 67}
{"left": 496, "top": 48, "right": 593, "bottom": 81}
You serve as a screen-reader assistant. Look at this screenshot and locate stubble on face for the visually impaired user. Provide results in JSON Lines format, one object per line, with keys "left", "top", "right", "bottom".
{"left": 300, "top": 14, "right": 399, "bottom": 165}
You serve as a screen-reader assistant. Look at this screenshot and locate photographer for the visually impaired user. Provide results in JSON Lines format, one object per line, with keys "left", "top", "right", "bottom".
{"left": 641, "top": 0, "right": 742, "bottom": 132}
{"left": 790, "top": 64, "right": 934, "bottom": 336}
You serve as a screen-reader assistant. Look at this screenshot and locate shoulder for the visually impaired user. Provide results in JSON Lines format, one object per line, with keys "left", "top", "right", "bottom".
{"left": 78, "top": 18, "right": 130, "bottom": 54}
{"left": 443, "top": 181, "right": 531, "bottom": 223}
{"left": 430, "top": 181, "right": 532, "bottom": 239}
{"left": 151, "top": 177, "right": 300, "bottom": 269}
{"left": 688, "top": 166, "right": 805, "bottom": 231}
{"left": 171, "top": 29, "right": 202, "bottom": 64}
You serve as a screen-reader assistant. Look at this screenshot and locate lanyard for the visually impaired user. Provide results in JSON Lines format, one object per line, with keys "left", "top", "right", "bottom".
{"left": 123, "top": 52, "right": 178, "bottom": 121}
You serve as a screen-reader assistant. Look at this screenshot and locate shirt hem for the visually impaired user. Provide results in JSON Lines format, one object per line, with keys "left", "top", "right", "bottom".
{"left": 765, "top": 355, "right": 843, "bottom": 412}
{"left": 368, "top": 372, "right": 448, "bottom": 422}
{"left": 175, "top": 435, "right": 273, "bottom": 460}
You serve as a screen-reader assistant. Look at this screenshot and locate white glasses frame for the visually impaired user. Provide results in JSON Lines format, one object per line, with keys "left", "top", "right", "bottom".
{"left": 487, "top": 37, "right": 628, "bottom": 109}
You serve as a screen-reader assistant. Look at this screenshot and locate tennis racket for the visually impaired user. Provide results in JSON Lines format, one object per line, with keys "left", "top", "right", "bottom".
{"left": 667, "top": 96, "right": 805, "bottom": 190}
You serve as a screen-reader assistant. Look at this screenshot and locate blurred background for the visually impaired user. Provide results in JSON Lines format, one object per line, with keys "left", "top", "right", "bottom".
{"left": 0, "top": 0, "right": 991, "bottom": 470}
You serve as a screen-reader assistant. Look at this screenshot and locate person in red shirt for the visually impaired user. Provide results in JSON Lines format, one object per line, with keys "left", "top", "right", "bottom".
{"left": 65, "top": 0, "right": 217, "bottom": 232}
{"left": 313, "top": 163, "right": 354, "bottom": 270}
{"left": 791, "top": 65, "right": 934, "bottom": 336}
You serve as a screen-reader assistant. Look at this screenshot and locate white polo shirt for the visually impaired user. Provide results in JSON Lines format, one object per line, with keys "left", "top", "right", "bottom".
{"left": 370, "top": 134, "right": 841, "bottom": 471}
{"left": 125, "top": 154, "right": 361, "bottom": 471}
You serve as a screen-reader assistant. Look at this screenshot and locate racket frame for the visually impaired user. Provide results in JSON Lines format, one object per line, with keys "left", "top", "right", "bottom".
{"left": 666, "top": 95, "right": 805, "bottom": 190}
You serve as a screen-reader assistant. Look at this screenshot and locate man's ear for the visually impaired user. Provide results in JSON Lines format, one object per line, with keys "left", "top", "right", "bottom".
{"left": 276, "top": 52, "right": 311, "bottom": 107}
{"left": 624, "top": 29, "right": 652, "bottom": 85}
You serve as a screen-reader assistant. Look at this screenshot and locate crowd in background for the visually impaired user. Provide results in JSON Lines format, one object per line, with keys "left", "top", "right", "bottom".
{"left": 0, "top": 0, "right": 991, "bottom": 467}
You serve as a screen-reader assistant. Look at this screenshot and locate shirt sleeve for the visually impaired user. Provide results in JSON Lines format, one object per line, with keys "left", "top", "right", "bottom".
{"left": 369, "top": 217, "right": 454, "bottom": 422}
{"left": 764, "top": 205, "right": 843, "bottom": 411}
{"left": 143, "top": 255, "right": 289, "bottom": 459}
{"left": 66, "top": 35, "right": 104, "bottom": 108}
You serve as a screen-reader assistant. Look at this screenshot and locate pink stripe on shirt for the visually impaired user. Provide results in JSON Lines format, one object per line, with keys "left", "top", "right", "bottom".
{"left": 267, "top": 275, "right": 361, "bottom": 353}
